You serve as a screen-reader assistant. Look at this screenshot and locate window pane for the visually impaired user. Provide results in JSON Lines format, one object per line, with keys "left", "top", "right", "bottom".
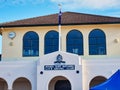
{"left": 44, "top": 30, "right": 59, "bottom": 54}
{"left": 89, "top": 29, "right": 106, "bottom": 55}
{"left": 89, "top": 38, "right": 97, "bottom": 44}
{"left": 97, "top": 38, "right": 106, "bottom": 44}
{"left": 23, "top": 31, "right": 39, "bottom": 56}
{"left": 67, "top": 30, "right": 83, "bottom": 55}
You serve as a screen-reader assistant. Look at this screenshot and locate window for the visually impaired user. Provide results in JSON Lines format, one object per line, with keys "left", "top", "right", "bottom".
{"left": 44, "top": 30, "right": 59, "bottom": 54}
{"left": 66, "top": 30, "right": 83, "bottom": 55}
{"left": 23, "top": 31, "right": 39, "bottom": 56}
{"left": 89, "top": 29, "right": 106, "bottom": 55}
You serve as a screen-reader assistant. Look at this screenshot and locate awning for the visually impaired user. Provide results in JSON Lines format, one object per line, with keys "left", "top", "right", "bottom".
{"left": 90, "top": 70, "right": 120, "bottom": 90}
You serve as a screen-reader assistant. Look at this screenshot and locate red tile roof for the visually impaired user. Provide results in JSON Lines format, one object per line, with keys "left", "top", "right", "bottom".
{"left": 1, "top": 12, "right": 120, "bottom": 27}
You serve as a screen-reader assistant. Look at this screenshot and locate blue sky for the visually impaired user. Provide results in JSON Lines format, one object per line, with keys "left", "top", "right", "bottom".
{"left": 0, "top": 0, "right": 120, "bottom": 23}
{"left": 0, "top": 0, "right": 120, "bottom": 54}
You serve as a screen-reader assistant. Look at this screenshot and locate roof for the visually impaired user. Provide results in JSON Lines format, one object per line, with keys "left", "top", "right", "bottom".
{"left": 1, "top": 12, "right": 120, "bottom": 27}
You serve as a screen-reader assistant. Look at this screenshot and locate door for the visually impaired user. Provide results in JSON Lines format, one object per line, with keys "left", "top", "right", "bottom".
{"left": 55, "top": 80, "right": 71, "bottom": 90}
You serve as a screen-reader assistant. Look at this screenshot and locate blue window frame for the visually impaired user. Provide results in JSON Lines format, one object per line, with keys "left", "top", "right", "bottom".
{"left": 44, "top": 30, "right": 59, "bottom": 54}
{"left": 23, "top": 31, "right": 39, "bottom": 56}
{"left": 89, "top": 29, "right": 106, "bottom": 55}
{"left": 66, "top": 30, "right": 83, "bottom": 55}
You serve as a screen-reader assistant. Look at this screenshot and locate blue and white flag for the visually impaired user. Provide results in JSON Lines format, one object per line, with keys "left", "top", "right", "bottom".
{"left": 58, "top": 9, "right": 62, "bottom": 25}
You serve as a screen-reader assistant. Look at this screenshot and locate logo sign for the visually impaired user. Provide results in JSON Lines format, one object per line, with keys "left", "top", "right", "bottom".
{"left": 54, "top": 54, "right": 65, "bottom": 64}
{"left": 44, "top": 54, "right": 75, "bottom": 70}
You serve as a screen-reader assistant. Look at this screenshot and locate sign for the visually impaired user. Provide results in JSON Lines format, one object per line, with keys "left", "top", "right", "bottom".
{"left": 44, "top": 54, "right": 75, "bottom": 71}
{"left": 44, "top": 65, "right": 75, "bottom": 70}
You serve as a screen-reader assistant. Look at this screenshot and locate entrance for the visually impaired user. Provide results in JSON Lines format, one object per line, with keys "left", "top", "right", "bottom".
{"left": 49, "top": 76, "right": 71, "bottom": 90}
{"left": 55, "top": 80, "right": 71, "bottom": 90}
{"left": 13, "top": 77, "right": 32, "bottom": 90}
{"left": 0, "top": 78, "right": 8, "bottom": 90}
{"left": 89, "top": 76, "right": 107, "bottom": 88}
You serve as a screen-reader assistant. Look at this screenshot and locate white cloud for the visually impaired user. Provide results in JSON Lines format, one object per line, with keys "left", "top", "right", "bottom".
{"left": 82, "top": 0, "right": 120, "bottom": 9}
{"left": 51, "top": 0, "right": 120, "bottom": 10}
{"left": 0, "top": 0, "right": 44, "bottom": 5}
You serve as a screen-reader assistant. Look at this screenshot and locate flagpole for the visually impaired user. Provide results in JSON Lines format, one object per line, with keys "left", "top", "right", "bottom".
{"left": 58, "top": 4, "right": 62, "bottom": 51}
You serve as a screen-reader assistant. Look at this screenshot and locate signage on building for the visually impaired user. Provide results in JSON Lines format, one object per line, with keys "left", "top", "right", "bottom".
{"left": 44, "top": 54, "right": 75, "bottom": 70}
{"left": 44, "top": 65, "right": 75, "bottom": 70}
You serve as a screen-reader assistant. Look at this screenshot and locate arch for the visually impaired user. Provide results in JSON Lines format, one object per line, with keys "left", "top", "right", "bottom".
{"left": 23, "top": 31, "right": 39, "bottom": 56}
{"left": 66, "top": 29, "right": 83, "bottom": 55}
{"left": 89, "top": 76, "right": 107, "bottom": 88}
{"left": 13, "top": 77, "right": 32, "bottom": 90}
{"left": 48, "top": 76, "right": 71, "bottom": 90}
{"left": 44, "top": 30, "right": 59, "bottom": 54}
{"left": 0, "top": 78, "right": 8, "bottom": 90}
{"left": 89, "top": 29, "right": 106, "bottom": 55}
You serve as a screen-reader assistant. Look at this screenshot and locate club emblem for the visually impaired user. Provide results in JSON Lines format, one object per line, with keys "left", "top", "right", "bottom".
{"left": 54, "top": 54, "right": 65, "bottom": 64}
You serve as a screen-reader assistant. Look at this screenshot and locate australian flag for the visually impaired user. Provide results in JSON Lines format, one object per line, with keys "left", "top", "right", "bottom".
{"left": 58, "top": 9, "right": 62, "bottom": 25}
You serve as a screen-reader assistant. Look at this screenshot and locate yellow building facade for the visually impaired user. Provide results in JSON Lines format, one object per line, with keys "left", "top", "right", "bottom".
{"left": 0, "top": 12, "right": 120, "bottom": 90}
{"left": 1, "top": 24, "right": 120, "bottom": 60}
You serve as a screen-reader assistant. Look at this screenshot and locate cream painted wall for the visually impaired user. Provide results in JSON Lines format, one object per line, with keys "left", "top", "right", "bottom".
{"left": 1, "top": 24, "right": 120, "bottom": 60}
{"left": 82, "top": 58, "right": 120, "bottom": 90}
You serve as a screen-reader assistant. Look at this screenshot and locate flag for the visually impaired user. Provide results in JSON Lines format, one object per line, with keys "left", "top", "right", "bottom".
{"left": 58, "top": 9, "right": 62, "bottom": 25}
{"left": 58, "top": 4, "right": 62, "bottom": 51}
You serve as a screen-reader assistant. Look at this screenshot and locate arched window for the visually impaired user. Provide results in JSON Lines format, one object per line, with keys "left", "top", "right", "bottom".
{"left": 23, "top": 31, "right": 39, "bottom": 56}
{"left": 44, "top": 30, "right": 59, "bottom": 54}
{"left": 89, "top": 29, "right": 106, "bottom": 55}
{"left": 66, "top": 30, "right": 83, "bottom": 55}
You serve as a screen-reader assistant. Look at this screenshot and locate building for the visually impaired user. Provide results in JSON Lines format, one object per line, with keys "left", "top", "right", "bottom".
{"left": 0, "top": 12, "right": 120, "bottom": 90}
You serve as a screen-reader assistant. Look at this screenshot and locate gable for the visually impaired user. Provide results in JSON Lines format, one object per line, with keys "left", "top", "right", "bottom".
{"left": 38, "top": 51, "right": 81, "bottom": 67}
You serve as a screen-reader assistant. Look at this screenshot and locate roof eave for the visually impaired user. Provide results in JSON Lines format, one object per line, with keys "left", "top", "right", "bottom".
{"left": 0, "top": 22, "right": 120, "bottom": 28}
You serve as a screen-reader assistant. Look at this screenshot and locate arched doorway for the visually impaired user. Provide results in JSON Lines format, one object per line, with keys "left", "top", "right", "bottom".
{"left": 13, "top": 77, "right": 32, "bottom": 90}
{"left": 89, "top": 76, "right": 107, "bottom": 88}
{"left": 0, "top": 78, "right": 8, "bottom": 90}
{"left": 49, "top": 76, "right": 71, "bottom": 90}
